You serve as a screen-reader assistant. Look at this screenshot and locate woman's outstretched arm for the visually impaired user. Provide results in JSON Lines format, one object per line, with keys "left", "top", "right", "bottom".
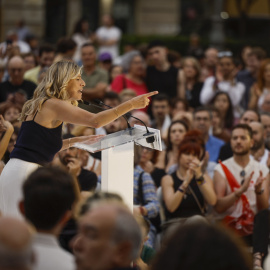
{"left": 46, "top": 91, "right": 158, "bottom": 128}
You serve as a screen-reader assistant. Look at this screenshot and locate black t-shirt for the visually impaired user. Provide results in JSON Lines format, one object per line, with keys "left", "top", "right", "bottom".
{"left": 185, "top": 82, "right": 203, "bottom": 109}
{"left": 0, "top": 80, "right": 36, "bottom": 102}
{"left": 218, "top": 142, "right": 233, "bottom": 162}
{"left": 146, "top": 65, "right": 178, "bottom": 98}
{"left": 151, "top": 167, "right": 166, "bottom": 188}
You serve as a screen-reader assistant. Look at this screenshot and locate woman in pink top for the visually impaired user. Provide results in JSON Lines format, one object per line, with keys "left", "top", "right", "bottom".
{"left": 111, "top": 51, "right": 148, "bottom": 96}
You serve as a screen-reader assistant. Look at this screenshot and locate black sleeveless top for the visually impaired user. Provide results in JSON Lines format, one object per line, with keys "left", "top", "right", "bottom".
{"left": 10, "top": 101, "right": 63, "bottom": 165}
{"left": 146, "top": 65, "right": 178, "bottom": 97}
{"left": 164, "top": 171, "right": 205, "bottom": 221}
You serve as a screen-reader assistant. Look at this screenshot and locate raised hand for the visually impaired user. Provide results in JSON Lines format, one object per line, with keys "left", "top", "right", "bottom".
{"left": 254, "top": 170, "right": 266, "bottom": 194}
{"left": 130, "top": 91, "right": 158, "bottom": 109}
{"left": 0, "top": 115, "right": 13, "bottom": 133}
{"left": 189, "top": 157, "right": 202, "bottom": 179}
{"left": 236, "top": 171, "right": 254, "bottom": 196}
{"left": 66, "top": 157, "right": 81, "bottom": 177}
{"left": 201, "top": 151, "right": 209, "bottom": 173}
{"left": 183, "top": 168, "right": 194, "bottom": 186}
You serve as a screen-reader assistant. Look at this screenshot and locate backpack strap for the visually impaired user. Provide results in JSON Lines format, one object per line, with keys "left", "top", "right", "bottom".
{"left": 137, "top": 171, "right": 145, "bottom": 205}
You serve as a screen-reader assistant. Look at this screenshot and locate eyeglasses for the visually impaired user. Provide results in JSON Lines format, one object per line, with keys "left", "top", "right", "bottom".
{"left": 10, "top": 68, "right": 23, "bottom": 73}
{"left": 240, "top": 170, "right": 245, "bottom": 185}
{"left": 218, "top": 51, "right": 233, "bottom": 58}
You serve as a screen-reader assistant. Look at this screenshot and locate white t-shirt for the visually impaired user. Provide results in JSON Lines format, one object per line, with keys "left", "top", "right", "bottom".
{"left": 214, "top": 157, "right": 268, "bottom": 218}
{"left": 83, "top": 154, "right": 100, "bottom": 172}
{"left": 96, "top": 26, "right": 122, "bottom": 60}
{"left": 72, "top": 33, "right": 91, "bottom": 63}
{"left": 250, "top": 149, "right": 269, "bottom": 167}
{"left": 200, "top": 76, "right": 245, "bottom": 119}
{"left": 258, "top": 87, "right": 270, "bottom": 108}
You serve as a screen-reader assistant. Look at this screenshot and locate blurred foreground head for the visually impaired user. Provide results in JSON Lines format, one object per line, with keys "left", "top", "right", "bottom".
{"left": 0, "top": 217, "right": 34, "bottom": 270}
{"left": 151, "top": 223, "right": 251, "bottom": 270}
{"left": 74, "top": 197, "right": 142, "bottom": 270}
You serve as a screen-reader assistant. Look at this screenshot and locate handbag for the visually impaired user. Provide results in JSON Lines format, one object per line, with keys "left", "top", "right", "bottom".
{"left": 219, "top": 161, "right": 254, "bottom": 236}
{"left": 137, "top": 171, "right": 162, "bottom": 233}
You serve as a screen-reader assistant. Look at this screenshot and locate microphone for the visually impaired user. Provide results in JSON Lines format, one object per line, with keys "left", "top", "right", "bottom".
{"left": 94, "top": 99, "right": 155, "bottom": 144}
{"left": 93, "top": 99, "right": 132, "bottom": 130}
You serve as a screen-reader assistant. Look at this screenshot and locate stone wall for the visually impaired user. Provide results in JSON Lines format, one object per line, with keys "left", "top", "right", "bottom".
{"left": 135, "top": 0, "right": 180, "bottom": 35}
{"left": 1, "top": 0, "right": 45, "bottom": 41}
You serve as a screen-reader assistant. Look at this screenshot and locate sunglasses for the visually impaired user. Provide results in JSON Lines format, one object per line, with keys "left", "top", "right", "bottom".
{"left": 240, "top": 170, "right": 245, "bottom": 185}
{"left": 218, "top": 51, "right": 233, "bottom": 58}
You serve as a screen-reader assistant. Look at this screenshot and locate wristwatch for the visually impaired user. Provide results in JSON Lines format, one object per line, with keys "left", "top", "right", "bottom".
{"left": 255, "top": 189, "right": 264, "bottom": 195}
{"left": 196, "top": 174, "right": 205, "bottom": 185}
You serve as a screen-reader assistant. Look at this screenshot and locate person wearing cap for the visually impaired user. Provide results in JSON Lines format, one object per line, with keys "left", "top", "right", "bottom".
{"left": 98, "top": 52, "right": 113, "bottom": 72}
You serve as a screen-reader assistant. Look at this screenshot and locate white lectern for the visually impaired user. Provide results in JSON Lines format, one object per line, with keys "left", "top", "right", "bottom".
{"left": 74, "top": 125, "right": 162, "bottom": 209}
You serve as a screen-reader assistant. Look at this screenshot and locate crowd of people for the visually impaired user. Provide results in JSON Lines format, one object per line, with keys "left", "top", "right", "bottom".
{"left": 0, "top": 15, "right": 270, "bottom": 270}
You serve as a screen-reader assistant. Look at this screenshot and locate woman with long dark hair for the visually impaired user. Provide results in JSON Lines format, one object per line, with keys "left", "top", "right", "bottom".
{"left": 212, "top": 91, "right": 234, "bottom": 130}
{"left": 159, "top": 120, "right": 189, "bottom": 173}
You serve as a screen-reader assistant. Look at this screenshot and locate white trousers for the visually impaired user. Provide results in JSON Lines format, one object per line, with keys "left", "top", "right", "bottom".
{"left": 0, "top": 158, "right": 40, "bottom": 218}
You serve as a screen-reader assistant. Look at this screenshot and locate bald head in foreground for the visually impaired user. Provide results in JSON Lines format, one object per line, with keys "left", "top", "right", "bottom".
{"left": 0, "top": 217, "right": 34, "bottom": 270}
{"left": 73, "top": 203, "right": 142, "bottom": 270}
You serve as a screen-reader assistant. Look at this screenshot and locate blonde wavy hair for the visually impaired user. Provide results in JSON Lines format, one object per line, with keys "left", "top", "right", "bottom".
{"left": 19, "top": 60, "right": 82, "bottom": 121}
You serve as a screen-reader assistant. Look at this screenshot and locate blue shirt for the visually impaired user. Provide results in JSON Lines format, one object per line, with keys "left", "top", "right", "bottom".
{"left": 206, "top": 135, "right": 225, "bottom": 162}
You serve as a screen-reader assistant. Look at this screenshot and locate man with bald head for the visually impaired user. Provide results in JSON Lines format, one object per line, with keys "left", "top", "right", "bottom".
{"left": 249, "top": 121, "right": 269, "bottom": 166}
{"left": 73, "top": 203, "right": 142, "bottom": 270}
{"left": 130, "top": 110, "right": 151, "bottom": 127}
{"left": 0, "top": 55, "right": 36, "bottom": 103}
{"left": 0, "top": 216, "right": 34, "bottom": 270}
{"left": 200, "top": 47, "right": 218, "bottom": 81}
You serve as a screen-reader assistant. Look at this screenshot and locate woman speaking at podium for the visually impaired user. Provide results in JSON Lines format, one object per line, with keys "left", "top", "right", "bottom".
{"left": 0, "top": 60, "right": 158, "bottom": 217}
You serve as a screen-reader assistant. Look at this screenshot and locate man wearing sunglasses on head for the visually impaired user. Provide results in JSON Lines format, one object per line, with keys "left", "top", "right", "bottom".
{"left": 200, "top": 51, "right": 245, "bottom": 121}
{"left": 213, "top": 124, "right": 269, "bottom": 270}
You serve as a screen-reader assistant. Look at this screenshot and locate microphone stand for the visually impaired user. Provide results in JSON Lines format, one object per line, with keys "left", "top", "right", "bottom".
{"left": 94, "top": 99, "right": 155, "bottom": 144}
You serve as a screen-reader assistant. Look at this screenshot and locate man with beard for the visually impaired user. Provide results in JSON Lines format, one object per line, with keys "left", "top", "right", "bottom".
{"left": 249, "top": 122, "right": 269, "bottom": 166}
{"left": 57, "top": 134, "right": 98, "bottom": 192}
{"left": 213, "top": 124, "right": 269, "bottom": 269}
{"left": 218, "top": 109, "right": 260, "bottom": 161}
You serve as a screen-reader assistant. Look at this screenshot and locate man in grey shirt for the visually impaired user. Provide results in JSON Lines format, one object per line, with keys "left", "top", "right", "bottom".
{"left": 81, "top": 43, "right": 109, "bottom": 102}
